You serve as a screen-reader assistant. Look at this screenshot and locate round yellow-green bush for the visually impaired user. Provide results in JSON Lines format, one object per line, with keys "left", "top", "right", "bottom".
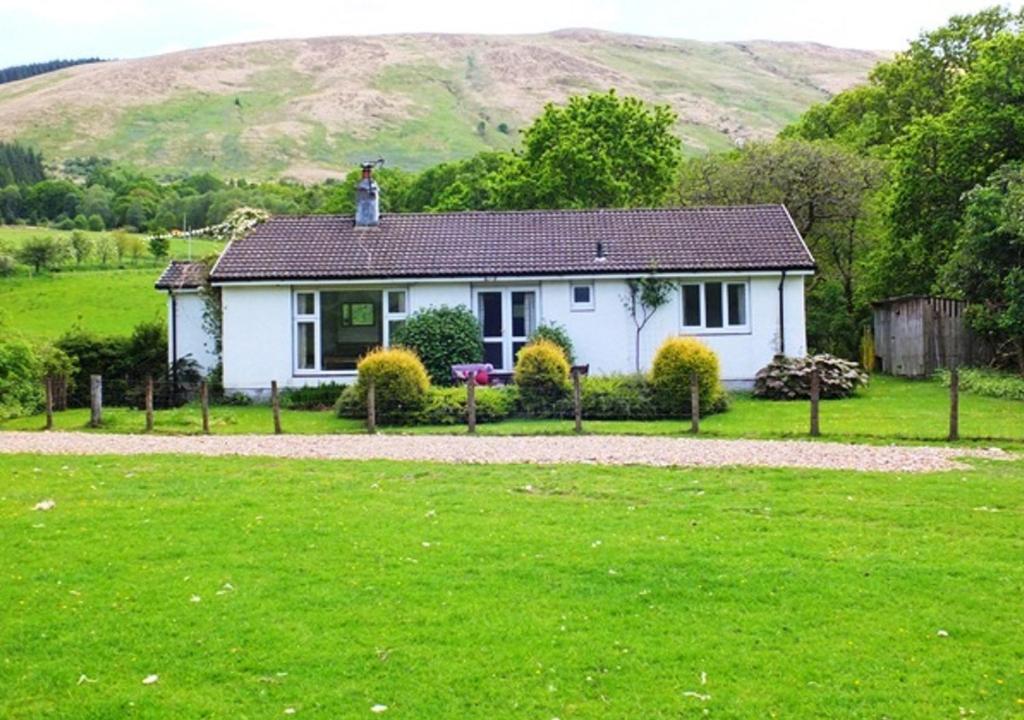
{"left": 649, "top": 336, "right": 725, "bottom": 417}
{"left": 355, "top": 346, "right": 430, "bottom": 423}
{"left": 514, "top": 339, "right": 571, "bottom": 415}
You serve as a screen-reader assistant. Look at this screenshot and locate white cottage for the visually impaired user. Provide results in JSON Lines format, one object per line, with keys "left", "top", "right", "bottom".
{"left": 156, "top": 166, "right": 814, "bottom": 395}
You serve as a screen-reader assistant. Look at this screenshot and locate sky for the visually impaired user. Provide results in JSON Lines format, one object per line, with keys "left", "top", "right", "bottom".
{"left": 0, "top": 0, "right": 1015, "bottom": 66}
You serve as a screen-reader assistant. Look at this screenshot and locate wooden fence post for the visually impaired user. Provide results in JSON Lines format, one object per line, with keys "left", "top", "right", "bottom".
{"left": 572, "top": 368, "right": 583, "bottom": 434}
{"left": 466, "top": 375, "right": 477, "bottom": 434}
{"left": 271, "top": 380, "right": 283, "bottom": 435}
{"left": 89, "top": 374, "right": 102, "bottom": 428}
{"left": 145, "top": 376, "right": 154, "bottom": 433}
{"left": 948, "top": 365, "right": 959, "bottom": 441}
{"left": 44, "top": 377, "right": 53, "bottom": 431}
{"left": 200, "top": 380, "right": 210, "bottom": 434}
{"left": 809, "top": 366, "right": 821, "bottom": 437}
{"left": 366, "top": 378, "right": 376, "bottom": 434}
{"left": 689, "top": 372, "right": 700, "bottom": 434}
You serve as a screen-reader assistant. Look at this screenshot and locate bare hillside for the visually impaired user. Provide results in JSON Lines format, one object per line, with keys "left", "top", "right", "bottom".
{"left": 0, "top": 30, "right": 884, "bottom": 179}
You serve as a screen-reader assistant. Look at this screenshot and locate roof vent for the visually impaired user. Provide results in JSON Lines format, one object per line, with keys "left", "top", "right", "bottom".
{"left": 355, "top": 159, "right": 383, "bottom": 227}
{"left": 595, "top": 241, "right": 607, "bottom": 261}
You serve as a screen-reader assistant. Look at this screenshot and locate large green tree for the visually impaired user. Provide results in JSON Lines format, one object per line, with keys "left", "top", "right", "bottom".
{"left": 496, "top": 90, "right": 682, "bottom": 209}
{"left": 942, "top": 162, "right": 1024, "bottom": 371}
{"left": 678, "top": 138, "right": 883, "bottom": 357}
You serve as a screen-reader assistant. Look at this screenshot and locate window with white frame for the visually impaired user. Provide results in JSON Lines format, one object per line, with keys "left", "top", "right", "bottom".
{"left": 293, "top": 288, "right": 408, "bottom": 373}
{"left": 570, "top": 281, "right": 595, "bottom": 311}
{"left": 680, "top": 280, "right": 749, "bottom": 332}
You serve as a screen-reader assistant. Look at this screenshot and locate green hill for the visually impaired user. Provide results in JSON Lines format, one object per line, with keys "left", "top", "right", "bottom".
{"left": 0, "top": 30, "right": 883, "bottom": 180}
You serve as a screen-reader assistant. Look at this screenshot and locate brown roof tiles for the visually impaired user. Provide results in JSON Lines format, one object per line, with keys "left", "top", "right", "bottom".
{"left": 206, "top": 205, "right": 814, "bottom": 282}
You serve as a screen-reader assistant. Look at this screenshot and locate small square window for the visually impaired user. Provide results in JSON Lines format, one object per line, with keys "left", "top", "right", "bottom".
{"left": 388, "top": 290, "right": 406, "bottom": 314}
{"left": 570, "top": 282, "right": 594, "bottom": 310}
{"left": 296, "top": 292, "right": 315, "bottom": 315}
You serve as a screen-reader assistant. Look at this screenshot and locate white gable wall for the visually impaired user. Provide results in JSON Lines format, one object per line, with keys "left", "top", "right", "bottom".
{"left": 167, "top": 291, "right": 219, "bottom": 373}
{"left": 216, "top": 273, "right": 807, "bottom": 396}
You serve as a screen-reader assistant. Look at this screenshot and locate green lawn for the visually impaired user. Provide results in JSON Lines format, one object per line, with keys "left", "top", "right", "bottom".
{"left": 1, "top": 453, "right": 1022, "bottom": 718}
{"left": 0, "top": 224, "right": 224, "bottom": 340}
{"left": 0, "top": 269, "right": 166, "bottom": 340}
{"left": 4, "top": 376, "right": 1023, "bottom": 446}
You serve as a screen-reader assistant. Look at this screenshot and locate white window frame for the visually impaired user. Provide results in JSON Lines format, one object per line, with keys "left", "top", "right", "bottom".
{"left": 570, "top": 281, "right": 595, "bottom": 311}
{"left": 473, "top": 286, "right": 540, "bottom": 371}
{"left": 292, "top": 287, "right": 407, "bottom": 376}
{"left": 680, "top": 279, "right": 751, "bottom": 334}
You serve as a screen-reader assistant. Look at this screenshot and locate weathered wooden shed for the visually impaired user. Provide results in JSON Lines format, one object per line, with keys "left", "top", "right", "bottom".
{"left": 872, "top": 295, "right": 990, "bottom": 377}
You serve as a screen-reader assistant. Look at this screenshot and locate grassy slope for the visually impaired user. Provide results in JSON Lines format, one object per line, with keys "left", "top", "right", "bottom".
{"left": 0, "top": 226, "right": 223, "bottom": 340}
{"left": 0, "top": 33, "right": 883, "bottom": 177}
{"left": 4, "top": 376, "right": 1023, "bottom": 446}
{"left": 1, "top": 453, "right": 1022, "bottom": 718}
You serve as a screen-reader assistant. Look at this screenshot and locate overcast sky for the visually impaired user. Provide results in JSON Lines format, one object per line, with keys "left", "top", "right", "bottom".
{"left": 0, "top": 0, "right": 1016, "bottom": 66}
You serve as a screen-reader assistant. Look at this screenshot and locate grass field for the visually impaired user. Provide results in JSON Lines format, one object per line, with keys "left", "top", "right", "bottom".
{"left": 1, "top": 453, "right": 1022, "bottom": 718}
{"left": 0, "top": 269, "right": 166, "bottom": 340}
{"left": 4, "top": 376, "right": 1023, "bottom": 446}
{"left": 0, "top": 225, "right": 223, "bottom": 340}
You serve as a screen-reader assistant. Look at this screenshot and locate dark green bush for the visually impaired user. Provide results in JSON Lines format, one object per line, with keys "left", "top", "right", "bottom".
{"left": 391, "top": 305, "right": 483, "bottom": 385}
{"left": 337, "top": 384, "right": 516, "bottom": 425}
{"left": 419, "top": 385, "right": 517, "bottom": 424}
{"left": 580, "top": 374, "right": 658, "bottom": 419}
{"left": 280, "top": 382, "right": 345, "bottom": 410}
{"left": 529, "top": 322, "right": 575, "bottom": 364}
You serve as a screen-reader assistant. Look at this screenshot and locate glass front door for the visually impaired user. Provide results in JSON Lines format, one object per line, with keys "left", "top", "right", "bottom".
{"left": 476, "top": 288, "right": 537, "bottom": 370}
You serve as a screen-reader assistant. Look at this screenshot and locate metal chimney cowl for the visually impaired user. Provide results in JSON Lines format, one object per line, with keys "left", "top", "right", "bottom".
{"left": 355, "top": 161, "right": 380, "bottom": 227}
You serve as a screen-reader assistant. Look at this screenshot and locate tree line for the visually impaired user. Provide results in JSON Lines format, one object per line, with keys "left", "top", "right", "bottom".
{"left": 0, "top": 57, "right": 105, "bottom": 85}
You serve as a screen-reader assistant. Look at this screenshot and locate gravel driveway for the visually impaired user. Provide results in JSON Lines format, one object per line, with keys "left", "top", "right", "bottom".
{"left": 0, "top": 431, "right": 1011, "bottom": 472}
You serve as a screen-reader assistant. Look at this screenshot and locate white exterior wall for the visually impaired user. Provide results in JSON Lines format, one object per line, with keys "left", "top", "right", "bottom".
{"left": 217, "top": 273, "right": 808, "bottom": 394}
{"left": 167, "top": 291, "right": 218, "bottom": 373}
{"left": 537, "top": 274, "right": 806, "bottom": 385}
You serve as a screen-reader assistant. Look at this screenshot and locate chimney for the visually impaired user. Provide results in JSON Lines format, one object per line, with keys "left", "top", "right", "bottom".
{"left": 355, "top": 160, "right": 382, "bottom": 226}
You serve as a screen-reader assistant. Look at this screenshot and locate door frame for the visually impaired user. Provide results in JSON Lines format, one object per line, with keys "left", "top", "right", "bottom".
{"left": 473, "top": 286, "right": 540, "bottom": 371}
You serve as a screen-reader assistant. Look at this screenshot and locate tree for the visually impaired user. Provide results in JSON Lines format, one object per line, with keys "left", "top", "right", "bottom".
{"left": 496, "top": 90, "right": 682, "bottom": 209}
{"left": 678, "top": 138, "right": 883, "bottom": 357}
{"left": 16, "top": 236, "right": 68, "bottom": 273}
{"left": 942, "top": 162, "right": 1024, "bottom": 372}
{"left": 87, "top": 214, "right": 105, "bottom": 231}
{"left": 69, "top": 230, "right": 93, "bottom": 266}
{"left": 94, "top": 235, "right": 117, "bottom": 266}
{"left": 621, "top": 274, "right": 674, "bottom": 373}
{"left": 786, "top": 6, "right": 1024, "bottom": 152}
{"left": 877, "top": 31, "right": 1024, "bottom": 296}
{"left": 148, "top": 235, "right": 170, "bottom": 264}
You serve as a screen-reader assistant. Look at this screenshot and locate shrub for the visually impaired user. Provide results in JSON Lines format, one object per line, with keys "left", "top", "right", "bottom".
{"left": 935, "top": 367, "right": 1024, "bottom": 400}
{"left": 87, "top": 214, "right": 105, "bottom": 231}
{"left": 580, "top": 374, "right": 659, "bottom": 419}
{"left": 514, "top": 339, "right": 571, "bottom": 415}
{"left": 419, "top": 385, "right": 517, "bottom": 424}
{"left": 0, "top": 335, "right": 41, "bottom": 419}
{"left": 753, "top": 354, "right": 868, "bottom": 400}
{"left": 353, "top": 347, "right": 430, "bottom": 423}
{"left": 529, "top": 322, "right": 575, "bottom": 364}
{"left": 337, "top": 384, "right": 517, "bottom": 425}
{"left": 280, "top": 382, "right": 345, "bottom": 410}
{"left": 649, "top": 337, "right": 725, "bottom": 417}
{"left": 391, "top": 305, "right": 483, "bottom": 385}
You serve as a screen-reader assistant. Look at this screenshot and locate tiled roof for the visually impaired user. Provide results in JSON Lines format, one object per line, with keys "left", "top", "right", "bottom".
{"left": 155, "top": 260, "right": 208, "bottom": 289}
{"left": 208, "top": 205, "right": 815, "bottom": 282}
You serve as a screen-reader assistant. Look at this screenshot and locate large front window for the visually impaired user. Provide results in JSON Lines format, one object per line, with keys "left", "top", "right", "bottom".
{"left": 294, "top": 289, "right": 407, "bottom": 373}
